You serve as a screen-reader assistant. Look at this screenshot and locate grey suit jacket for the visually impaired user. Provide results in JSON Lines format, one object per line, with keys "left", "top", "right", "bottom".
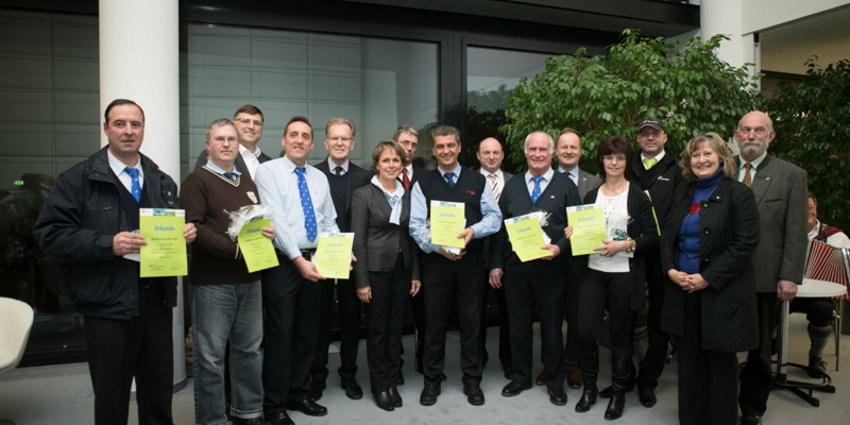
{"left": 351, "top": 183, "right": 420, "bottom": 288}
{"left": 738, "top": 154, "right": 808, "bottom": 293}
{"left": 576, "top": 168, "right": 602, "bottom": 200}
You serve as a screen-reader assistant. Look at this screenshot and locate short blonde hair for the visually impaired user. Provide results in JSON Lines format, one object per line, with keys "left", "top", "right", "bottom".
{"left": 680, "top": 132, "right": 736, "bottom": 181}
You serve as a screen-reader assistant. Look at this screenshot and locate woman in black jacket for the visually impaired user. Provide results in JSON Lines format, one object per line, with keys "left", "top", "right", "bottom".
{"left": 565, "top": 135, "right": 658, "bottom": 420}
{"left": 352, "top": 141, "right": 421, "bottom": 412}
{"left": 660, "top": 132, "right": 759, "bottom": 425}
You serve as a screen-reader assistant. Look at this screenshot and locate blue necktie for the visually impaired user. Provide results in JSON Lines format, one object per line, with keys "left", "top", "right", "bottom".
{"left": 223, "top": 172, "right": 237, "bottom": 182}
{"left": 125, "top": 167, "right": 141, "bottom": 203}
{"left": 444, "top": 172, "right": 456, "bottom": 189}
{"left": 530, "top": 175, "right": 543, "bottom": 204}
{"left": 295, "top": 167, "right": 317, "bottom": 242}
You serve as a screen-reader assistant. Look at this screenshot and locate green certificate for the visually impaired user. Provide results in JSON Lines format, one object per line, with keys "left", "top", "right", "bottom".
{"left": 430, "top": 200, "right": 466, "bottom": 248}
{"left": 566, "top": 205, "right": 607, "bottom": 256}
{"left": 139, "top": 208, "right": 187, "bottom": 277}
{"left": 504, "top": 213, "right": 550, "bottom": 262}
{"left": 313, "top": 232, "right": 354, "bottom": 280}
{"left": 237, "top": 218, "right": 279, "bottom": 273}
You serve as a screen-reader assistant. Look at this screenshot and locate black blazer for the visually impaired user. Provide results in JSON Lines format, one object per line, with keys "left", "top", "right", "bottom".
{"left": 314, "top": 159, "right": 373, "bottom": 232}
{"left": 351, "top": 183, "right": 420, "bottom": 288}
{"left": 194, "top": 148, "right": 272, "bottom": 174}
{"left": 491, "top": 171, "right": 581, "bottom": 275}
{"left": 660, "top": 177, "right": 759, "bottom": 353}
{"left": 580, "top": 184, "right": 659, "bottom": 311}
{"left": 627, "top": 149, "right": 681, "bottom": 227}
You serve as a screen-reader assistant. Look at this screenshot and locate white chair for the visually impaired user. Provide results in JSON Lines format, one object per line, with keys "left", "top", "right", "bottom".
{"left": 0, "top": 297, "right": 34, "bottom": 425}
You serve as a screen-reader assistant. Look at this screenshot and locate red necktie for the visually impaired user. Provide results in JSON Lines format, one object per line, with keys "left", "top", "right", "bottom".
{"left": 402, "top": 168, "right": 411, "bottom": 190}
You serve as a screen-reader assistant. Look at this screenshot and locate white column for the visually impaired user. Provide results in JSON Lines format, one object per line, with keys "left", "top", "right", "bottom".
{"left": 99, "top": 0, "right": 180, "bottom": 180}
{"left": 700, "top": 0, "right": 759, "bottom": 78}
{"left": 99, "top": 0, "right": 185, "bottom": 388}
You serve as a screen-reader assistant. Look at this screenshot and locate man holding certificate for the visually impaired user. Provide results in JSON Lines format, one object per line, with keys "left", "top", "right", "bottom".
{"left": 254, "top": 116, "right": 339, "bottom": 425}
{"left": 409, "top": 125, "right": 502, "bottom": 407}
{"left": 181, "top": 119, "right": 275, "bottom": 425}
{"left": 489, "top": 131, "right": 581, "bottom": 406}
{"left": 33, "top": 99, "right": 197, "bottom": 425}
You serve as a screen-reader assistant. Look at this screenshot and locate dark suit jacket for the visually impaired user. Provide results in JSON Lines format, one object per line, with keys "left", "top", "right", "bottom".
{"left": 491, "top": 171, "right": 581, "bottom": 275}
{"left": 580, "top": 185, "right": 659, "bottom": 310}
{"left": 194, "top": 148, "right": 272, "bottom": 175}
{"left": 351, "top": 183, "right": 420, "bottom": 288}
{"left": 576, "top": 168, "right": 602, "bottom": 200}
{"left": 314, "top": 158, "right": 373, "bottom": 232}
{"left": 627, "top": 149, "right": 681, "bottom": 227}
{"left": 660, "top": 177, "right": 759, "bottom": 352}
{"left": 736, "top": 154, "right": 808, "bottom": 292}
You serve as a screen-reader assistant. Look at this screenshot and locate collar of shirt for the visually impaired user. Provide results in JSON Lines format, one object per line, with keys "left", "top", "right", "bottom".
{"left": 239, "top": 144, "right": 262, "bottom": 160}
{"left": 641, "top": 149, "right": 665, "bottom": 165}
{"left": 524, "top": 168, "right": 555, "bottom": 196}
{"left": 558, "top": 166, "right": 579, "bottom": 186}
{"left": 107, "top": 148, "right": 143, "bottom": 192}
{"left": 479, "top": 168, "right": 502, "bottom": 180}
{"left": 739, "top": 150, "right": 767, "bottom": 171}
{"left": 204, "top": 159, "right": 241, "bottom": 178}
{"left": 439, "top": 164, "right": 462, "bottom": 180}
{"left": 327, "top": 157, "right": 350, "bottom": 174}
{"left": 808, "top": 220, "right": 821, "bottom": 240}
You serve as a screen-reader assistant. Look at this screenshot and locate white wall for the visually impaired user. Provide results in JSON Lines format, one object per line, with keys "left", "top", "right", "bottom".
{"left": 742, "top": 0, "right": 850, "bottom": 33}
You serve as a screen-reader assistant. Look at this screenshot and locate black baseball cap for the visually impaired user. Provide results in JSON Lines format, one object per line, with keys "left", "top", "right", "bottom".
{"left": 637, "top": 120, "right": 665, "bottom": 132}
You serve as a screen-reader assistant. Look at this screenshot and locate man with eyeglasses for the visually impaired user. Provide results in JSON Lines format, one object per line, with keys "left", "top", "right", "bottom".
{"left": 736, "top": 111, "right": 808, "bottom": 425}
{"left": 620, "top": 119, "right": 681, "bottom": 408}
{"left": 309, "top": 118, "right": 372, "bottom": 402}
{"left": 196, "top": 104, "right": 272, "bottom": 178}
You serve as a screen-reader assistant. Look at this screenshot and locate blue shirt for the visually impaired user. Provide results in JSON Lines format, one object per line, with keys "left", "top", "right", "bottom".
{"left": 254, "top": 156, "right": 339, "bottom": 259}
{"left": 409, "top": 165, "right": 502, "bottom": 253}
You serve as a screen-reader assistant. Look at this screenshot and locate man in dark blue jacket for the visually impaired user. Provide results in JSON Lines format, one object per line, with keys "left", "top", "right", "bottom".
{"left": 33, "top": 99, "right": 197, "bottom": 425}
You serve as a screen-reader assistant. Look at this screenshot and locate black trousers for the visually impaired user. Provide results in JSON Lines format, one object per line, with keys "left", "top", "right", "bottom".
{"left": 503, "top": 269, "right": 565, "bottom": 389}
{"left": 480, "top": 276, "right": 511, "bottom": 370}
{"left": 576, "top": 269, "right": 634, "bottom": 362}
{"left": 261, "top": 254, "right": 322, "bottom": 415}
{"left": 676, "top": 292, "right": 738, "bottom": 425}
{"left": 85, "top": 285, "right": 173, "bottom": 425}
{"left": 637, "top": 253, "right": 669, "bottom": 390}
{"left": 790, "top": 297, "right": 834, "bottom": 327}
{"left": 312, "top": 274, "right": 361, "bottom": 383}
{"left": 739, "top": 292, "right": 781, "bottom": 417}
{"left": 422, "top": 255, "right": 485, "bottom": 384}
{"left": 408, "top": 282, "right": 427, "bottom": 371}
{"left": 365, "top": 259, "right": 411, "bottom": 392}
{"left": 563, "top": 270, "right": 580, "bottom": 371}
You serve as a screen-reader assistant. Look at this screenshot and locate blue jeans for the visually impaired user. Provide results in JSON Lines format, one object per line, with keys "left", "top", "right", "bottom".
{"left": 192, "top": 282, "right": 263, "bottom": 425}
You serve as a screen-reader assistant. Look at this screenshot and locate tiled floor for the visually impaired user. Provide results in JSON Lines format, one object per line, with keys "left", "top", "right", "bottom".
{"left": 1, "top": 314, "right": 849, "bottom": 425}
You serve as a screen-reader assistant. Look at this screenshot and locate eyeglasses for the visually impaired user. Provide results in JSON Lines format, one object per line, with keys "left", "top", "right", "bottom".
{"left": 327, "top": 136, "right": 353, "bottom": 143}
{"left": 234, "top": 118, "right": 264, "bottom": 127}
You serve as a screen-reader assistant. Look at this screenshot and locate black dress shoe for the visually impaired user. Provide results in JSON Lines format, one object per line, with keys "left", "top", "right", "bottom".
{"left": 463, "top": 382, "right": 485, "bottom": 406}
{"left": 501, "top": 381, "right": 532, "bottom": 397}
{"left": 308, "top": 379, "right": 325, "bottom": 402}
{"left": 548, "top": 387, "right": 567, "bottom": 406}
{"left": 265, "top": 411, "right": 294, "bottom": 425}
{"left": 287, "top": 399, "right": 327, "bottom": 417}
{"left": 575, "top": 385, "right": 598, "bottom": 412}
{"left": 637, "top": 384, "right": 656, "bottom": 407}
{"left": 374, "top": 390, "right": 395, "bottom": 411}
{"left": 741, "top": 414, "right": 762, "bottom": 425}
{"left": 420, "top": 382, "right": 441, "bottom": 406}
{"left": 341, "top": 378, "right": 363, "bottom": 400}
{"left": 388, "top": 386, "right": 402, "bottom": 407}
{"left": 604, "top": 392, "right": 625, "bottom": 420}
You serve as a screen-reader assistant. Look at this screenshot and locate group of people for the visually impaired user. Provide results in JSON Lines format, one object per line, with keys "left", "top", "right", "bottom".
{"left": 33, "top": 98, "right": 833, "bottom": 425}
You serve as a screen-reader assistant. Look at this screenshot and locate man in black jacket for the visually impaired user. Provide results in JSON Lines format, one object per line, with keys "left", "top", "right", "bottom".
{"left": 620, "top": 119, "right": 680, "bottom": 408}
{"left": 195, "top": 104, "right": 272, "bottom": 178}
{"left": 310, "top": 117, "right": 372, "bottom": 401}
{"left": 489, "top": 131, "right": 581, "bottom": 406}
{"left": 33, "top": 99, "right": 197, "bottom": 425}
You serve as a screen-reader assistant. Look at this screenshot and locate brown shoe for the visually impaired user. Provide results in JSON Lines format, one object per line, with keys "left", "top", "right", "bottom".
{"left": 566, "top": 370, "right": 583, "bottom": 389}
{"left": 536, "top": 370, "right": 546, "bottom": 385}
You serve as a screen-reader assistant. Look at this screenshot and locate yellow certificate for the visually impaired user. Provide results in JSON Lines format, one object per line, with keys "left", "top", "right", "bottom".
{"left": 430, "top": 200, "right": 466, "bottom": 248}
{"left": 504, "top": 213, "right": 550, "bottom": 262}
{"left": 313, "top": 232, "right": 354, "bottom": 280}
{"left": 237, "top": 218, "right": 279, "bottom": 273}
{"left": 566, "top": 205, "right": 607, "bottom": 256}
{"left": 139, "top": 208, "right": 187, "bottom": 277}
